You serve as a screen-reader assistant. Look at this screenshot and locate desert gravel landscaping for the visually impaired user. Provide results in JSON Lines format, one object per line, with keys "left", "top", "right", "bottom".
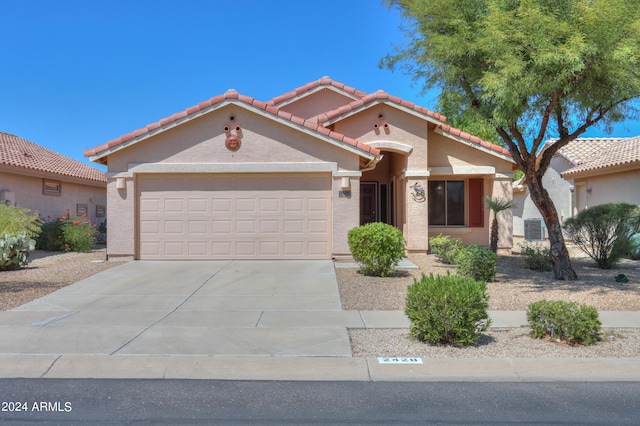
{"left": 0, "top": 248, "right": 122, "bottom": 311}
{"left": 339, "top": 253, "right": 640, "bottom": 358}
{"left": 1, "top": 249, "right": 638, "bottom": 358}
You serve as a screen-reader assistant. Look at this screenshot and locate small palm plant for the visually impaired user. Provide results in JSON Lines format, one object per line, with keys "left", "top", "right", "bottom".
{"left": 485, "top": 197, "right": 516, "bottom": 253}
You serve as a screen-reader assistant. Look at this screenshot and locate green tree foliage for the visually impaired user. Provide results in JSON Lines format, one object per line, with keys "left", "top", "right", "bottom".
{"left": 382, "top": 0, "right": 640, "bottom": 280}
{"left": 563, "top": 203, "right": 640, "bottom": 269}
{"left": 436, "top": 91, "right": 502, "bottom": 146}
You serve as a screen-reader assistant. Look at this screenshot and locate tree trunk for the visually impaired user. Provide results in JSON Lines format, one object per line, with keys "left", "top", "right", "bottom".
{"left": 490, "top": 218, "right": 499, "bottom": 252}
{"left": 526, "top": 172, "right": 578, "bottom": 280}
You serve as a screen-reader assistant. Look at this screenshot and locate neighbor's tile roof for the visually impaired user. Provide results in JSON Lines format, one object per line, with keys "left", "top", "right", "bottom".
{"left": 553, "top": 137, "right": 620, "bottom": 166}
{"left": 1, "top": 132, "right": 106, "bottom": 183}
{"left": 562, "top": 136, "right": 640, "bottom": 176}
{"left": 84, "top": 88, "right": 380, "bottom": 159}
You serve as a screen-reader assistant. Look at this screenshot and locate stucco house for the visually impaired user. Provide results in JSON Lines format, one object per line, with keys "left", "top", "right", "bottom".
{"left": 513, "top": 136, "right": 640, "bottom": 241}
{"left": 1, "top": 132, "right": 107, "bottom": 223}
{"left": 85, "top": 77, "right": 515, "bottom": 261}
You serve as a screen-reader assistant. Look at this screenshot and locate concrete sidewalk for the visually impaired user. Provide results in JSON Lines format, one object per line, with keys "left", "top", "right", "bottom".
{"left": 0, "top": 259, "right": 639, "bottom": 381}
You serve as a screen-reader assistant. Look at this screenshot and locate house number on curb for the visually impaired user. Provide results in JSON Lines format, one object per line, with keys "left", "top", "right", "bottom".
{"left": 377, "top": 357, "right": 423, "bottom": 364}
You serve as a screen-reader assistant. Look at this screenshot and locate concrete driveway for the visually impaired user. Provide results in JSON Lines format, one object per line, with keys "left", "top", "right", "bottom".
{"left": 0, "top": 260, "right": 367, "bottom": 357}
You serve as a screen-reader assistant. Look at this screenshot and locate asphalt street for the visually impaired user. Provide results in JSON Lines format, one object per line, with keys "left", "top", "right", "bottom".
{"left": 1, "top": 379, "right": 639, "bottom": 425}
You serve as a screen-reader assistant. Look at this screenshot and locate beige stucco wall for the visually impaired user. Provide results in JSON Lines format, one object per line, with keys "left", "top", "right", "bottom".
{"left": 335, "top": 107, "right": 514, "bottom": 253}
{"left": 103, "top": 106, "right": 363, "bottom": 259}
{"left": 571, "top": 168, "right": 640, "bottom": 212}
{"left": 0, "top": 169, "right": 106, "bottom": 224}
{"left": 428, "top": 133, "right": 514, "bottom": 253}
{"left": 279, "top": 90, "right": 359, "bottom": 120}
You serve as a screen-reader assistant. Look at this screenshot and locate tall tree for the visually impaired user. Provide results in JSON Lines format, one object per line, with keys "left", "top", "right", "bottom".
{"left": 382, "top": 0, "right": 640, "bottom": 280}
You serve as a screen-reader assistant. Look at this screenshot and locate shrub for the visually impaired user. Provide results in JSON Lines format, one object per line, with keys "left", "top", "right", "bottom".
{"left": 527, "top": 300, "right": 601, "bottom": 346}
{"left": 455, "top": 244, "right": 497, "bottom": 282}
{"left": 519, "top": 243, "right": 552, "bottom": 271}
{"left": 429, "top": 234, "right": 463, "bottom": 264}
{"left": 563, "top": 203, "right": 640, "bottom": 269}
{"left": 0, "top": 232, "right": 36, "bottom": 271}
{"left": 0, "top": 204, "right": 41, "bottom": 237}
{"left": 405, "top": 272, "right": 491, "bottom": 345}
{"left": 347, "top": 222, "right": 406, "bottom": 277}
{"left": 36, "top": 212, "right": 98, "bottom": 253}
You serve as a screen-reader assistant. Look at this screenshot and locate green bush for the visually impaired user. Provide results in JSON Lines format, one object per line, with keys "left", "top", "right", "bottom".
{"left": 0, "top": 232, "right": 36, "bottom": 271}
{"left": 36, "top": 212, "right": 98, "bottom": 253}
{"left": 429, "top": 234, "right": 463, "bottom": 264}
{"left": 527, "top": 300, "right": 602, "bottom": 346}
{"left": 563, "top": 203, "right": 640, "bottom": 269}
{"left": 0, "top": 204, "right": 41, "bottom": 237}
{"left": 455, "top": 245, "right": 497, "bottom": 282}
{"left": 347, "top": 222, "right": 406, "bottom": 277}
{"left": 405, "top": 272, "right": 491, "bottom": 345}
{"left": 519, "top": 243, "right": 552, "bottom": 271}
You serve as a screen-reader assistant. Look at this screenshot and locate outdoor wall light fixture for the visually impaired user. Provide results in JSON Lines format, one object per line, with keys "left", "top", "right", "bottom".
{"left": 341, "top": 177, "right": 350, "bottom": 190}
{"left": 410, "top": 182, "right": 426, "bottom": 202}
{"left": 116, "top": 177, "right": 126, "bottom": 190}
{"left": 587, "top": 187, "right": 592, "bottom": 194}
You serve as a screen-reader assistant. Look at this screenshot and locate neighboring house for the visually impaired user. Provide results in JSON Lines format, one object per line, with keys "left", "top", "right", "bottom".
{"left": 0, "top": 132, "right": 107, "bottom": 223}
{"left": 85, "top": 77, "right": 515, "bottom": 261}
{"left": 513, "top": 136, "right": 640, "bottom": 240}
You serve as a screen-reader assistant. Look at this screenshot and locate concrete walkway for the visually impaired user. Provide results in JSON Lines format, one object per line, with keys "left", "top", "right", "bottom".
{"left": 0, "top": 260, "right": 639, "bottom": 381}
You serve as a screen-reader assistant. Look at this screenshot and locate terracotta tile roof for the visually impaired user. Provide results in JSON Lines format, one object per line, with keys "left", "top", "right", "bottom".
{"left": 85, "top": 77, "right": 512, "bottom": 164}
{"left": 561, "top": 136, "right": 640, "bottom": 176}
{"left": 438, "top": 123, "right": 512, "bottom": 158}
{"left": 552, "top": 137, "right": 619, "bottom": 166}
{"left": 1, "top": 132, "right": 106, "bottom": 183}
{"left": 268, "top": 76, "right": 368, "bottom": 106}
{"left": 316, "top": 89, "right": 447, "bottom": 124}
{"left": 84, "top": 88, "right": 380, "bottom": 159}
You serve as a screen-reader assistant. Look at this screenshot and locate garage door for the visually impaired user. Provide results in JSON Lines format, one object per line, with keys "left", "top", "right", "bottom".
{"left": 138, "top": 173, "right": 332, "bottom": 260}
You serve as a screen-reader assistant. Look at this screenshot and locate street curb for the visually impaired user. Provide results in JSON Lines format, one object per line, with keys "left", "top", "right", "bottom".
{"left": 2, "top": 355, "right": 639, "bottom": 382}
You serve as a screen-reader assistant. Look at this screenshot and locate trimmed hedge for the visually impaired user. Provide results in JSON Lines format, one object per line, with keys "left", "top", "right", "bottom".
{"left": 405, "top": 272, "right": 491, "bottom": 345}
{"left": 527, "top": 299, "right": 602, "bottom": 346}
{"left": 348, "top": 222, "right": 406, "bottom": 277}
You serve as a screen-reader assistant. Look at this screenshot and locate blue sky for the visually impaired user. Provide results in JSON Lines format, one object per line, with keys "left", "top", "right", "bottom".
{"left": 2, "top": 0, "right": 639, "bottom": 170}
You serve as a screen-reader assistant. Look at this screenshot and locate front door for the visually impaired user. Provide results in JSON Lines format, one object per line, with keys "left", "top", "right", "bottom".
{"left": 360, "top": 182, "right": 377, "bottom": 224}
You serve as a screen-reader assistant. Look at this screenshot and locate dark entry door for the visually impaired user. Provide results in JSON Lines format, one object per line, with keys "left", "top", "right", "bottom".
{"left": 360, "top": 182, "right": 377, "bottom": 224}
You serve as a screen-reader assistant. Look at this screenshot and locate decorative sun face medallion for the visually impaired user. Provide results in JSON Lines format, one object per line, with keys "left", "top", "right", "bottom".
{"left": 225, "top": 134, "right": 241, "bottom": 151}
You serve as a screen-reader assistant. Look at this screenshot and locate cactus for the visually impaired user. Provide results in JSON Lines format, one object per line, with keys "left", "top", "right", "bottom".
{"left": 0, "top": 232, "right": 36, "bottom": 271}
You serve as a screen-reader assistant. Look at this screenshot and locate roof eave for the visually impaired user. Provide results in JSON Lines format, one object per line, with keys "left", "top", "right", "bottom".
{"left": 86, "top": 99, "right": 379, "bottom": 163}
{"left": 434, "top": 127, "right": 514, "bottom": 164}
{"left": 561, "top": 160, "right": 640, "bottom": 180}
{"left": 320, "top": 99, "right": 445, "bottom": 128}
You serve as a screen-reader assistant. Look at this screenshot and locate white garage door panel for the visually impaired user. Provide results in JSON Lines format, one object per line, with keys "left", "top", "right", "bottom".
{"left": 138, "top": 173, "right": 331, "bottom": 260}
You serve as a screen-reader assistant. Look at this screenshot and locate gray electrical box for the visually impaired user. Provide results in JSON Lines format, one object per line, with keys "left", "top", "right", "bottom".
{"left": 524, "top": 219, "right": 545, "bottom": 241}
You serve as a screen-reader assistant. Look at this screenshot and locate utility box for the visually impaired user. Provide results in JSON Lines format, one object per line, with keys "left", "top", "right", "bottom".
{"left": 0, "top": 191, "right": 16, "bottom": 206}
{"left": 524, "top": 218, "right": 546, "bottom": 241}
